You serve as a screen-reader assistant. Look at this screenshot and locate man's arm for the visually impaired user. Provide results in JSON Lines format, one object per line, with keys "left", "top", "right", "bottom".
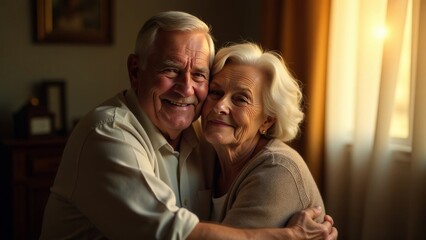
{"left": 188, "top": 207, "right": 337, "bottom": 240}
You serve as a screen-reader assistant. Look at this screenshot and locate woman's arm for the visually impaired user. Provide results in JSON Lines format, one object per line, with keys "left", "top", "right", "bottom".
{"left": 188, "top": 207, "right": 337, "bottom": 240}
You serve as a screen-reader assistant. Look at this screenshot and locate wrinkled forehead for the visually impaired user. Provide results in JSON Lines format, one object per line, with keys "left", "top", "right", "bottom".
{"left": 153, "top": 30, "right": 211, "bottom": 64}
{"left": 212, "top": 63, "right": 267, "bottom": 88}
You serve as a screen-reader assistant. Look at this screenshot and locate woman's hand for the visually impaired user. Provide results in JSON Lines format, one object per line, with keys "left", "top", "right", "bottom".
{"left": 286, "top": 207, "right": 338, "bottom": 240}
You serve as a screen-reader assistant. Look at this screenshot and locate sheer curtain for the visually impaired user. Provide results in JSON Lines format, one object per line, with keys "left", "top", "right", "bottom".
{"left": 325, "top": 0, "right": 426, "bottom": 239}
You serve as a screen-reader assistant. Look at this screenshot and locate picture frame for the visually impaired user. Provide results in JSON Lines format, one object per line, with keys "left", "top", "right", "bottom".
{"left": 34, "top": 0, "right": 113, "bottom": 44}
{"left": 40, "top": 81, "right": 67, "bottom": 135}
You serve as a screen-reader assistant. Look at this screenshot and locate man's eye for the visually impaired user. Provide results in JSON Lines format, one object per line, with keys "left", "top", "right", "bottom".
{"left": 192, "top": 72, "right": 208, "bottom": 82}
{"left": 162, "top": 69, "right": 179, "bottom": 78}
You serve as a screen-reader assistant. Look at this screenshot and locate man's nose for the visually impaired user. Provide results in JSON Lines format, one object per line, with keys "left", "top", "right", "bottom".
{"left": 174, "top": 72, "right": 194, "bottom": 97}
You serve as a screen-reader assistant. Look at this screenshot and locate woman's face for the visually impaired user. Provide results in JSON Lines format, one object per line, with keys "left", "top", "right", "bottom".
{"left": 202, "top": 63, "right": 270, "bottom": 147}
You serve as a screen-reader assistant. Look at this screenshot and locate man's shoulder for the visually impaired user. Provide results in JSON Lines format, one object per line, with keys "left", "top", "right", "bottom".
{"left": 80, "top": 91, "right": 130, "bottom": 126}
{"left": 68, "top": 90, "right": 143, "bottom": 137}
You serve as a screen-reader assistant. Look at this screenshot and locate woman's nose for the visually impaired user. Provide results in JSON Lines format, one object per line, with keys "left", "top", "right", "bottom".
{"left": 214, "top": 97, "right": 230, "bottom": 115}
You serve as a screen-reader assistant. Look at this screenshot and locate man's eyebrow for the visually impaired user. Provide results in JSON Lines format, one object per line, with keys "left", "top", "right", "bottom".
{"left": 194, "top": 66, "right": 210, "bottom": 74}
{"left": 162, "top": 59, "right": 181, "bottom": 68}
{"left": 161, "top": 59, "right": 210, "bottom": 75}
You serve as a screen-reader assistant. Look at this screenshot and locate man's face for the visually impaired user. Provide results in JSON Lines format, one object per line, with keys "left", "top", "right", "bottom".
{"left": 129, "top": 30, "right": 210, "bottom": 140}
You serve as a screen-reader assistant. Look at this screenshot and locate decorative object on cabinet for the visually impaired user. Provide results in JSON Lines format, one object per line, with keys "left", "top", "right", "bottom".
{"left": 0, "top": 137, "right": 67, "bottom": 240}
{"left": 34, "top": 0, "right": 113, "bottom": 44}
{"left": 40, "top": 80, "right": 67, "bottom": 135}
{"left": 13, "top": 97, "right": 55, "bottom": 138}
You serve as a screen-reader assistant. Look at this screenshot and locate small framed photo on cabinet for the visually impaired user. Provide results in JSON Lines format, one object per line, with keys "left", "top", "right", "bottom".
{"left": 40, "top": 80, "right": 67, "bottom": 135}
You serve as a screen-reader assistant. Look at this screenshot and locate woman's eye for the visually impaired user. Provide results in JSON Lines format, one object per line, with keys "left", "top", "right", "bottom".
{"left": 234, "top": 95, "right": 250, "bottom": 104}
{"left": 208, "top": 90, "right": 223, "bottom": 98}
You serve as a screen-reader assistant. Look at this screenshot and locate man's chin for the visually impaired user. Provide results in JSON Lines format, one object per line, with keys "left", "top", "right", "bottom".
{"left": 164, "top": 119, "right": 193, "bottom": 131}
{"left": 159, "top": 110, "right": 196, "bottom": 130}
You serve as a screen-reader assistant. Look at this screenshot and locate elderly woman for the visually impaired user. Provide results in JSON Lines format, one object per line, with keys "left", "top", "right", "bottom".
{"left": 201, "top": 42, "right": 325, "bottom": 228}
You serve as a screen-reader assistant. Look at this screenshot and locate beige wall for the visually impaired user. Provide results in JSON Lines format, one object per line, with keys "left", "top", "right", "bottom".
{"left": 0, "top": 0, "right": 260, "bottom": 137}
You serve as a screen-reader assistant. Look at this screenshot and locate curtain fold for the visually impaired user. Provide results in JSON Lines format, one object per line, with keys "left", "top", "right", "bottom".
{"left": 361, "top": 1, "right": 408, "bottom": 239}
{"left": 346, "top": 1, "right": 387, "bottom": 238}
{"left": 407, "top": 1, "right": 426, "bottom": 238}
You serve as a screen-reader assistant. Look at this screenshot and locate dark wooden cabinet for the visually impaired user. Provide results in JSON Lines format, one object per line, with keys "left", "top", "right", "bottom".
{"left": 1, "top": 137, "right": 67, "bottom": 240}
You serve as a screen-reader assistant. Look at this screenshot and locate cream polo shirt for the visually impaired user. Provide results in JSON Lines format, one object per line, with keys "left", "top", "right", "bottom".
{"left": 40, "top": 89, "right": 215, "bottom": 240}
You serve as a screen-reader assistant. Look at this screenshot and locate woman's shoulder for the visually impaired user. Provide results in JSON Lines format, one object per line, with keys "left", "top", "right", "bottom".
{"left": 261, "top": 139, "right": 304, "bottom": 164}
{"left": 241, "top": 139, "right": 314, "bottom": 182}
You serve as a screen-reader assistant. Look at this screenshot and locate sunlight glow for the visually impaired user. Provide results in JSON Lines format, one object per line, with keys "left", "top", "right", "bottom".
{"left": 374, "top": 25, "right": 388, "bottom": 39}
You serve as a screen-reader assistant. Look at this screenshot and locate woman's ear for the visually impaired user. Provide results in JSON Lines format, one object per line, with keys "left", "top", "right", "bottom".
{"left": 264, "top": 116, "right": 276, "bottom": 128}
{"left": 127, "top": 54, "right": 139, "bottom": 90}
{"left": 260, "top": 115, "right": 276, "bottom": 134}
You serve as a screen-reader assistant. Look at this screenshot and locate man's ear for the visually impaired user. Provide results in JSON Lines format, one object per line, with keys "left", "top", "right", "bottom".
{"left": 127, "top": 54, "right": 139, "bottom": 90}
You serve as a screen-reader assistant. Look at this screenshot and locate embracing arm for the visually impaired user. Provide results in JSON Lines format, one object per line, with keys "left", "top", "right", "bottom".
{"left": 54, "top": 115, "right": 199, "bottom": 239}
{"left": 188, "top": 207, "right": 337, "bottom": 240}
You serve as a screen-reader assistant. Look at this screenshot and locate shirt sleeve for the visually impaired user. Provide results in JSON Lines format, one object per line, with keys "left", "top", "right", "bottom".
{"left": 221, "top": 154, "right": 324, "bottom": 228}
{"left": 68, "top": 116, "right": 199, "bottom": 239}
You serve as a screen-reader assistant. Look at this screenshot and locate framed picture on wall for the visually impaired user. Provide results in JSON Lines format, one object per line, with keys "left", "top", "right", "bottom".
{"left": 34, "top": 0, "right": 113, "bottom": 44}
{"left": 40, "top": 80, "right": 67, "bottom": 135}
